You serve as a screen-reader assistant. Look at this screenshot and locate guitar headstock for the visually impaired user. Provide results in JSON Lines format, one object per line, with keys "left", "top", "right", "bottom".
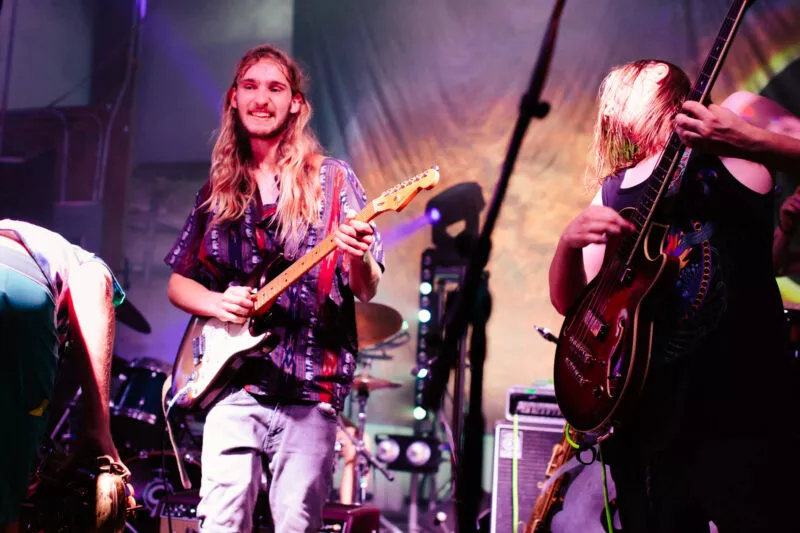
{"left": 372, "top": 166, "right": 441, "bottom": 214}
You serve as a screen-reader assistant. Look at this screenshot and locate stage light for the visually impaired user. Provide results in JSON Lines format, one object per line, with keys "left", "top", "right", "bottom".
{"left": 375, "top": 434, "right": 441, "bottom": 473}
{"left": 427, "top": 207, "right": 442, "bottom": 224}
{"left": 406, "top": 441, "right": 433, "bottom": 467}
{"left": 425, "top": 182, "right": 485, "bottom": 266}
{"left": 376, "top": 438, "right": 401, "bottom": 463}
{"left": 415, "top": 248, "right": 439, "bottom": 431}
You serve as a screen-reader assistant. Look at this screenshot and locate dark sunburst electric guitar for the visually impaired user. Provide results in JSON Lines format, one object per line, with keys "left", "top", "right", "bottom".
{"left": 553, "top": 0, "right": 754, "bottom": 434}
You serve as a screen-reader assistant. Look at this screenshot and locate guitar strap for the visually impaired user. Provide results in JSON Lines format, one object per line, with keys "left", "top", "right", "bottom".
{"left": 316, "top": 163, "right": 345, "bottom": 402}
{"left": 665, "top": 147, "right": 694, "bottom": 197}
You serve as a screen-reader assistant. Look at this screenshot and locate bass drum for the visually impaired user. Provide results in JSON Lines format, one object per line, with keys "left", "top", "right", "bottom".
{"left": 111, "top": 357, "right": 172, "bottom": 454}
{"left": 124, "top": 450, "right": 202, "bottom": 531}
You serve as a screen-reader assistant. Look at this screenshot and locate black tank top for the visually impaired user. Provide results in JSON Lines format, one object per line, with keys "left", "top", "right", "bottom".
{"left": 601, "top": 152, "right": 797, "bottom": 450}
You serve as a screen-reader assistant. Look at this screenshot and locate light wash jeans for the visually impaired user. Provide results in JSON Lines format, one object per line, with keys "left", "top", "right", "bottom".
{"left": 197, "top": 389, "right": 337, "bottom": 533}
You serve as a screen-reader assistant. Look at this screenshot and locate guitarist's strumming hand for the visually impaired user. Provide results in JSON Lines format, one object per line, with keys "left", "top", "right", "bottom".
{"left": 561, "top": 205, "right": 635, "bottom": 249}
{"left": 334, "top": 209, "right": 382, "bottom": 302}
{"left": 215, "top": 285, "right": 255, "bottom": 324}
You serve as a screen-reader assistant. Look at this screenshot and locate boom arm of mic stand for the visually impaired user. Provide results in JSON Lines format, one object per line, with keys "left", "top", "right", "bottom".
{"left": 337, "top": 417, "right": 395, "bottom": 482}
{"left": 439, "top": 1, "right": 568, "bottom": 532}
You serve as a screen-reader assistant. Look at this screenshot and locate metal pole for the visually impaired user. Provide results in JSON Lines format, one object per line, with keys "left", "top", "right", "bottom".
{"left": 409, "top": 472, "right": 421, "bottom": 533}
{"left": 0, "top": 0, "right": 19, "bottom": 154}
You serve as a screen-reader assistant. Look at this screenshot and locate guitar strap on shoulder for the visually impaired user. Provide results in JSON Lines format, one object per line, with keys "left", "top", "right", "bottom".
{"left": 317, "top": 162, "right": 344, "bottom": 303}
{"left": 317, "top": 162, "right": 345, "bottom": 402}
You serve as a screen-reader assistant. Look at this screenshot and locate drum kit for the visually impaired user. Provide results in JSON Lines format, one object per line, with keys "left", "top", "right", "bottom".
{"left": 335, "top": 302, "right": 406, "bottom": 506}
{"left": 35, "top": 299, "right": 408, "bottom": 531}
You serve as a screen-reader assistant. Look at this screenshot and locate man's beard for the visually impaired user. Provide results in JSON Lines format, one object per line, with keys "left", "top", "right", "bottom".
{"left": 245, "top": 112, "right": 292, "bottom": 140}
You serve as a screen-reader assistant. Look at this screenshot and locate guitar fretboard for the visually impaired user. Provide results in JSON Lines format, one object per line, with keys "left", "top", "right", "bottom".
{"left": 252, "top": 202, "right": 378, "bottom": 314}
{"left": 617, "top": 0, "right": 750, "bottom": 264}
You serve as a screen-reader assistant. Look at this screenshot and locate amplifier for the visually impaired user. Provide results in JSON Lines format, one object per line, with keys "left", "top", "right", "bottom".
{"left": 158, "top": 493, "right": 379, "bottom": 533}
{"left": 319, "top": 503, "right": 380, "bottom": 533}
{"left": 490, "top": 419, "right": 565, "bottom": 533}
{"left": 504, "top": 383, "right": 563, "bottom": 426}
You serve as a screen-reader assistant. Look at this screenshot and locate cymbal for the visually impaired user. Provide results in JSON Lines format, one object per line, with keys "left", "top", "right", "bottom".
{"left": 116, "top": 298, "right": 151, "bottom": 334}
{"left": 352, "top": 372, "right": 402, "bottom": 393}
{"left": 355, "top": 302, "right": 403, "bottom": 349}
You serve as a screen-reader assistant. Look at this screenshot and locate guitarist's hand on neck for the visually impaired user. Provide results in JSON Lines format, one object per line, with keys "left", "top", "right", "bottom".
{"left": 676, "top": 91, "right": 800, "bottom": 175}
{"left": 334, "top": 209, "right": 382, "bottom": 302}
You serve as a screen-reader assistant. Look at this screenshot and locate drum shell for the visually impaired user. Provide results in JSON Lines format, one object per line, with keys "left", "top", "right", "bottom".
{"left": 111, "top": 358, "right": 171, "bottom": 453}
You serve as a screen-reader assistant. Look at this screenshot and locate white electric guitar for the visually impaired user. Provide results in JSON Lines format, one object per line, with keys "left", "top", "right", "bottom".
{"left": 170, "top": 166, "right": 440, "bottom": 410}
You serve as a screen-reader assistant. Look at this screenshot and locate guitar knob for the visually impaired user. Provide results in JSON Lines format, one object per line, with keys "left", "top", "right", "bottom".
{"left": 592, "top": 385, "right": 604, "bottom": 398}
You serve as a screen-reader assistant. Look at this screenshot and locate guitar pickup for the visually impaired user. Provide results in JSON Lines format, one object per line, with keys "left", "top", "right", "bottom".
{"left": 582, "top": 309, "right": 609, "bottom": 340}
{"left": 192, "top": 335, "right": 206, "bottom": 364}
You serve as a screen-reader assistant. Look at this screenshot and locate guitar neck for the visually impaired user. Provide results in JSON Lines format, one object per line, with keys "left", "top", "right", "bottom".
{"left": 619, "top": 0, "right": 751, "bottom": 264}
{"left": 252, "top": 202, "right": 378, "bottom": 314}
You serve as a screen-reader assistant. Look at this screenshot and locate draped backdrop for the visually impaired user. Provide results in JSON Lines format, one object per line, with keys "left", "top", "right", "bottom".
{"left": 291, "top": 0, "right": 800, "bottom": 426}
{"left": 120, "top": 0, "right": 800, "bottom": 430}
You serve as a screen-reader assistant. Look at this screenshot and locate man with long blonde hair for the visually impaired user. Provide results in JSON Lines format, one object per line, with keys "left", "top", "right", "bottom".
{"left": 165, "top": 44, "right": 384, "bottom": 532}
{"left": 549, "top": 60, "right": 800, "bottom": 532}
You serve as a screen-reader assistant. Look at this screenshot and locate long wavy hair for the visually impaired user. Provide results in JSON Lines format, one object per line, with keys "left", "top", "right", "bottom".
{"left": 587, "top": 59, "right": 690, "bottom": 189}
{"left": 204, "top": 44, "right": 323, "bottom": 256}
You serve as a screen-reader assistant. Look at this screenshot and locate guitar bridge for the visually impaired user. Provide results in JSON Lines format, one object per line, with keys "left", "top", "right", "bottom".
{"left": 568, "top": 336, "right": 600, "bottom": 365}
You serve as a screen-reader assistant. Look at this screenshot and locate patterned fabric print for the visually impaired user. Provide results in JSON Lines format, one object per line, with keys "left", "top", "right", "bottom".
{"left": 657, "top": 167, "right": 726, "bottom": 363}
{"left": 665, "top": 148, "right": 693, "bottom": 198}
{"left": 164, "top": 159, "right": 385, "bottom": 410}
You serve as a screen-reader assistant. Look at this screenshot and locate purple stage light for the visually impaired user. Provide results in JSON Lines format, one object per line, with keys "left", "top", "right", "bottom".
{"left": 382, "top": 212, "right": 433, "bottom": 247}
{"left": 427, "top": 207, "right": 441, "bottom": 224}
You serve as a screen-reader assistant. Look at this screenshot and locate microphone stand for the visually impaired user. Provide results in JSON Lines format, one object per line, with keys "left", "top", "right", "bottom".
{"left": 435, "top": 1, "right": 568, "bottom": 531}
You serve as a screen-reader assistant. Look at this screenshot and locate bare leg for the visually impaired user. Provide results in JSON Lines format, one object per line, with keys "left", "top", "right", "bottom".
{"left": 66, "top": 262, "right": 119, "bottom": 460}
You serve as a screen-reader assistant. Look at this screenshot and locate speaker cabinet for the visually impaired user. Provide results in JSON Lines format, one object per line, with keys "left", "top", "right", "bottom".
{"left": 490, "top": 420, "right": 565, "bottom": 533}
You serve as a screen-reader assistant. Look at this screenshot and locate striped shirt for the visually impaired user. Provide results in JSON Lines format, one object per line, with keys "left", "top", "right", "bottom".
{"left": 165, "top": 158, "right": 385, "bottom": 410}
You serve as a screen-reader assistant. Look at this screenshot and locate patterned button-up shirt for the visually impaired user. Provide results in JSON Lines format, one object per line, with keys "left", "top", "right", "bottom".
{"left": 165, "top": 158, "right": 385, "bottom": 410}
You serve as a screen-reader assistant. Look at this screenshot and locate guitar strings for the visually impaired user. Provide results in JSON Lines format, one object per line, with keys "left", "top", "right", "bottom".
{"left": 564, "top": 0, "right": 740, "bottom": 394}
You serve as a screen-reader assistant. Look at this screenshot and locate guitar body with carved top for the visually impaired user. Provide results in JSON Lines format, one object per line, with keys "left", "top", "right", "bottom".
{"left": 554, "top": 216, "right": 681, "bottom": 433}
{"left": 553, "top": 0, "right": 754, "bottom": 434}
